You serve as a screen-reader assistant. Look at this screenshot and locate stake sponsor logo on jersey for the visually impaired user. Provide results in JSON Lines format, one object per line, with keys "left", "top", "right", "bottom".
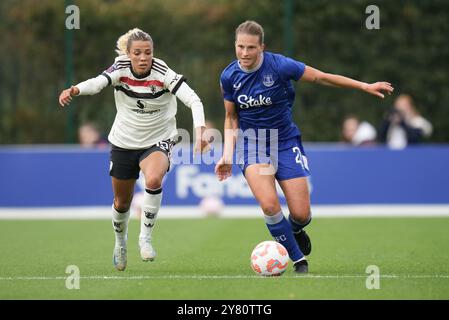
{"left": 237, "top": 94, "right": 272, "bottom": 109}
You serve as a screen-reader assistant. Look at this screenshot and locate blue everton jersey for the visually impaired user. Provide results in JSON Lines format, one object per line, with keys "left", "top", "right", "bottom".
{"left": 220, "top": 51, "right": 306, "bottom": 141}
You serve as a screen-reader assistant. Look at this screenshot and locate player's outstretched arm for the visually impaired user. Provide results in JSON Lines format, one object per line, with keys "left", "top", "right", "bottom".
{"left": 301, "top": 66, "right": 394, "bottom": 98}
{"left": 58, "top": 74, "right": 110, "bottom": 107}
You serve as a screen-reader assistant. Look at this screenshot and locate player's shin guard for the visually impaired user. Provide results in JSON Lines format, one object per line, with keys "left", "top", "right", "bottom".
{"left": 265, "top": 211, "right": 304, "bottom": 263}
{"left": 112, "top": 206, "right": 130, "bottom": 245}
{"left": 139, "top": 188, "right": 162, "bottom": 241}
{"left": 288, "top": 214, "right": 312, "bottom": 233}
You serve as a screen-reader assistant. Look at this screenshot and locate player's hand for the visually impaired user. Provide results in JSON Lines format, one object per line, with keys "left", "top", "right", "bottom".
{"left": 58, "top": 86, "right": 79, "bottom": 107}
{"left": 194, "top": 126, "right": 212, "bottom": 155}
{"left": 215, "top": 157, "right": 233, "bottom": 181}
{"left": 363, "top": 82, "right": 394, "bottom": 99}
{"left": 194, "top": 138, "right": 211, "bottom": 154}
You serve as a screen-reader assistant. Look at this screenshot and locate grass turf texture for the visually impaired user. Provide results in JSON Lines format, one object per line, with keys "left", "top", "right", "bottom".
{"left": 0, "top": 217, "right": 448, "bottom": 299}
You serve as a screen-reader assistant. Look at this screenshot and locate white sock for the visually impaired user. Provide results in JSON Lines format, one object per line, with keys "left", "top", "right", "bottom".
{"left": 112, "top": 206, "right": 130, "bottom": 246}
{"left": 139, "top": 188, "right": 162, "bottom": 241}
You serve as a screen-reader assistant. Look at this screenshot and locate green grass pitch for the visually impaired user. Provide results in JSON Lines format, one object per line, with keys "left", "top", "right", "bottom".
{"left": 0, "top": 217, "right": 448, "bottom": 299}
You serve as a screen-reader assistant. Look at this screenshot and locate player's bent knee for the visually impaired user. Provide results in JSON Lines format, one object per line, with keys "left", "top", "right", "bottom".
{"left": 145, "top": 175, "right": 163, "bottom": 190}
{"left": 113, "top": 199, "right": 132, "bottom": 213}
{"left": 290, "top": 207, "right": 311, "bottom": 223}
{"left": 260, "top": 201, "right": 281, "bottom": 215}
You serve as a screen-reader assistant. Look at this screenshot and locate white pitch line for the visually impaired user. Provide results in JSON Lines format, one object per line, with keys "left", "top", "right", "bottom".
{"left": 1, "top": 274, "right": 449, "bottom": 281}
{"left": 1, "top": 205, "right": 449, "bottom": 219}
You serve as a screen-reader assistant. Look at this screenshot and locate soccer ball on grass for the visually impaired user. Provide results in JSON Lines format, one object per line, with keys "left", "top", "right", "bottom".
{"left": 250, "top": 241, "right": 289, "bottom": 276}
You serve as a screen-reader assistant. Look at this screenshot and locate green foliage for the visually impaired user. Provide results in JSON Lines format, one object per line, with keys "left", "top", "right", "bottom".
{"left": 0, "top": 0, "right": 448, "bottom": 143}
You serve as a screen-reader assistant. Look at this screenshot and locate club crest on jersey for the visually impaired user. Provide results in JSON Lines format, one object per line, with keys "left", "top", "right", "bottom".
{"left": 263, "top": 74, "right": 274, "bottom": 87}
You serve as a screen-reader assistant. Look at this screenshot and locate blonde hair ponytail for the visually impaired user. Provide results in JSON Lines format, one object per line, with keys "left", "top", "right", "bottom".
{"left": 115, "top": 28, "right": 153, "bottom": 56}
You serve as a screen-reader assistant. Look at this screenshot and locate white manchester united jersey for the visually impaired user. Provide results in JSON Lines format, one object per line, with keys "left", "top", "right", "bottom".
{"left": 101, "top": 56, "right": 186, "bottom": 149}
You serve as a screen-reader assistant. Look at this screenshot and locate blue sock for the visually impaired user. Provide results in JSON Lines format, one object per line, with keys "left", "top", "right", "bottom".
{"left": 289, "top": 214, "right": 312, "bottom": 234}
{"left": 265, "top": 211, "right": 304, "bottom": 262}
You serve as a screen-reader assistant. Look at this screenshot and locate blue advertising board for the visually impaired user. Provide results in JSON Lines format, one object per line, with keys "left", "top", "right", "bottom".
{"left": 1, "top": 144, "right": 448, "bottom": 207}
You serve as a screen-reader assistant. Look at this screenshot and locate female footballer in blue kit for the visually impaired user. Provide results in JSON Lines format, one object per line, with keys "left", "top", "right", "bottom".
{"left": 215, "top": 21, "right": 394, "bottom": 273}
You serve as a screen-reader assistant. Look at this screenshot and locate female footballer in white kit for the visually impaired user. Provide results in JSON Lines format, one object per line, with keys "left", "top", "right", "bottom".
{"left": 59, "top": 28, "right": 210, "bottom": 271}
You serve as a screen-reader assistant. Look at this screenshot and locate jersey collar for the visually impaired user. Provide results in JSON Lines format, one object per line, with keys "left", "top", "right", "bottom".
{"left": 238, "top": 52, "right": 264, "bottom": 73}
{"left": 130, "top": 66, "right": 151, "bottom": 79}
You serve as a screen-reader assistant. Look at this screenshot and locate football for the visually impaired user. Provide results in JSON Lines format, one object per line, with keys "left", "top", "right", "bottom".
{"left": 250, "top": 241, "right": 289, "bottom": 276}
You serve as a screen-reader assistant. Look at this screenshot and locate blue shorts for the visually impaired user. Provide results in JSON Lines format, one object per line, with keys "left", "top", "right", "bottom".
{"left": 236, "top": 135, "right": 311, "bottom": 181}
